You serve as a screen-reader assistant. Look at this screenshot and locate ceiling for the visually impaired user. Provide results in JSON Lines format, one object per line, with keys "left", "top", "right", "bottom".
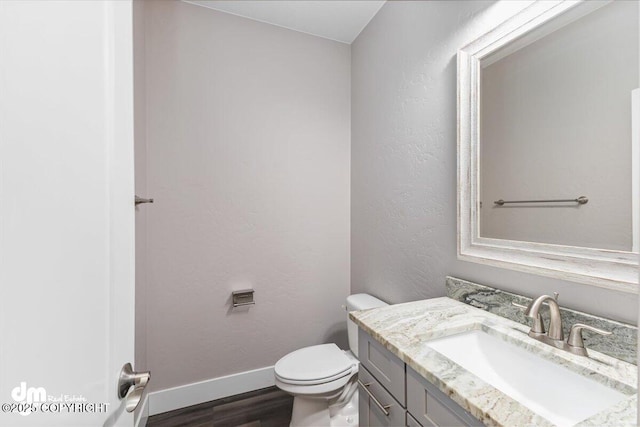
{"left": 184, "top": 1, "right": 386, "bottom": 44}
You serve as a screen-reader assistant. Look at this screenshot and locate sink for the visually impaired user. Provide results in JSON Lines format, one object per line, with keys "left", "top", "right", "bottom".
{"left": 426, "top": 330, "right": 628, "bottom": 426}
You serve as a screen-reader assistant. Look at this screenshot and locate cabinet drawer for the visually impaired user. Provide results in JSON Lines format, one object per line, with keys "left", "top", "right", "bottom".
{"left": 406, "top": 413, "right": 422, "bottom": 427}
{"left": 358, "top": 329, "right": 405, "bottom": 405}
{"left": 358, "top": 366, "right": 406, "bottom": 427}
{"left": 407, "top": 367, "right": 483, "bottom": 427}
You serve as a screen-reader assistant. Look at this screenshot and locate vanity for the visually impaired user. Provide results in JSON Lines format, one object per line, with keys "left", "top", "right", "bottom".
{"left": 357, "top": 318, "right": 481, "bottom": 427}
{"left": 351, "top": 295, "right": 637, "bottom": 427}
{"left": 351, "top": 0, "right": 640, "bottom": 425}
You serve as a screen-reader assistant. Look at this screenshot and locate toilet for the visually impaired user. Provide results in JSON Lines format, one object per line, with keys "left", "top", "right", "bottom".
{"left": 274, "top": 294, "right": 388, "bottom": 427}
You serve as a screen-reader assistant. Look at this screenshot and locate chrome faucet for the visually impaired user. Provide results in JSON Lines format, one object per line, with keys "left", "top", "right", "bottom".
{"left": 524, "top": 292, "right": 563, "bottom": 342}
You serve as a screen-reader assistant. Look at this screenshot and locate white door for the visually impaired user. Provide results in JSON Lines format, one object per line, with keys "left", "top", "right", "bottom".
{"left": 0, "top": 1, "right": 136, "bottom": 426}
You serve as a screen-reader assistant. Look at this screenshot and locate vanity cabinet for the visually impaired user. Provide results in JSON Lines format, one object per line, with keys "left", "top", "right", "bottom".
{"left": 358, "top": 326, "right": 407, "bottom": 426}
{"left": 358, "top": 328, "right": 406, "bottom": 404}
{"left": 358, "top": 329, "right": 484, "bottom": 427}
{"left": 359, "top": 365, "right": 407, "bottom": 426}
{"left": 406, "top": 367, "right": 482, "bottom": 427}
{"left": 406, "top": 413, "right": 422, "bottom": 427}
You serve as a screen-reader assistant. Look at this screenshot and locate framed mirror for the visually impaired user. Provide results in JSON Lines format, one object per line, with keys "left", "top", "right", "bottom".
{"left": 458, "top": 0, "right": 639, "bottom": 293}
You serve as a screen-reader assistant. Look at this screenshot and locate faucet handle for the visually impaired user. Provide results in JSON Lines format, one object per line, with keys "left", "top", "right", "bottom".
{"left": 512, "top": 301, "right": 545, "bottom": 335}
{"left": 567, "top": 323, "right": 612, "bottom": 351}
{"left": 553, "top": 292, "right": 559, "bottom": 301}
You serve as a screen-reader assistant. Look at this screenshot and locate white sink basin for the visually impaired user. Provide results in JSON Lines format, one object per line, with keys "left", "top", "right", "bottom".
{"left": 427, "top": 330, "right": 627, "bottom": 426}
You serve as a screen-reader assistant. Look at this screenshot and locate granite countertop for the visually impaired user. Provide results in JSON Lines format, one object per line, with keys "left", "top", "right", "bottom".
{"left": 350, "top": 297, "right": 637, "bottom": 427}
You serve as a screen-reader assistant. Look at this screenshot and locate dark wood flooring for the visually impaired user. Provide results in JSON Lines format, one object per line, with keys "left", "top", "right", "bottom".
{"left": 146, "top": 387, "right": 293, "bottom": 427}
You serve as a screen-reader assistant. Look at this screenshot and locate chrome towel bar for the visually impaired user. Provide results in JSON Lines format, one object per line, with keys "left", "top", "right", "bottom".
{"left": 494, "top": 196, "right": 588, "bottom": 206}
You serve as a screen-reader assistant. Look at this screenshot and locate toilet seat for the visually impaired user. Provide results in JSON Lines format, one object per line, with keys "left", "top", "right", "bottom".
{"left": 274, "top": 294, "right": 387, "bottom": 426}
{"left": 275, "top": 344, "right": 357, "bottom": 386}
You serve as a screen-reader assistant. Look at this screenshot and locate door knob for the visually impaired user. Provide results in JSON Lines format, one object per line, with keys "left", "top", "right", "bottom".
{"left": 118, "top": 363, "right": 150, "bottom": 412}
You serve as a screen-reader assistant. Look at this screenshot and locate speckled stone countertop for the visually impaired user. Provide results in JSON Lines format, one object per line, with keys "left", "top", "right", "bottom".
{"left": 350, "top": 298, "right": 637, "bottom": 427}
{"left": 446, "top": 276, "right": 637, "bottom": 365}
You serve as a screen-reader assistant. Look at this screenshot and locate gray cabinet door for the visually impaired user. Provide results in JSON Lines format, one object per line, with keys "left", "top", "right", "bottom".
{"left": 358, "top": 329, "right": 406, "bottom": 405}
{"left": 406, "top": 367, "right": 483, "bottom": 427}
{"left": 359, "top": 366, "right": 406, "bottom": 427}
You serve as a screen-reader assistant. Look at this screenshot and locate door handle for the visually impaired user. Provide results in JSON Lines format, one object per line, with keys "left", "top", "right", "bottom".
{"left": 135, "top": 196, "right": 154, "bottom": 205}
{"left": 357, "top": 380, "right": 391, "bottom": 416}
{"left": 118, "top": 363, "right": 150, "bottom": 412}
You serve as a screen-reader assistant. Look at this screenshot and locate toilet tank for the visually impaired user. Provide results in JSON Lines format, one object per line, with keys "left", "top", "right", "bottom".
{"left": 346, "top": 293, "right": 387, "bottom": 357}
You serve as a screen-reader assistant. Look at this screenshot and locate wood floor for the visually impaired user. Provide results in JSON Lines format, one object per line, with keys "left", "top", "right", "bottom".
{"left": 146, "top": 387, "right": 293, "bottom": 427}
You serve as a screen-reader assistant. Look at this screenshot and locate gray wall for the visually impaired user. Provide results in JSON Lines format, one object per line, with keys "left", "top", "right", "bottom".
{"left": 480, "top": 1, "right": 638, "bottom": 251}
{"left": 351, "top": 0, "right": 638, "bottom": 324}
{"left": 140, "top": 0, "right": 351, "bottom": 392}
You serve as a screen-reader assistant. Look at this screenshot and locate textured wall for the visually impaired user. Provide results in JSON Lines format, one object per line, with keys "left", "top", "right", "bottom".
{"left": 480, "top": 1, "right": 637, "bottom": 251}
{"left": 143, "top": 1, "right": 351, "bottom": 392}
{"left": 351, "top": 0, "right": 638, "bottom": 324}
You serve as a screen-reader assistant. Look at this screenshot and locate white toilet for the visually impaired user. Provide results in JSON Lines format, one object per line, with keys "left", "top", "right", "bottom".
{"left": 274, "top": 294, "right": 388, "bottom": 427}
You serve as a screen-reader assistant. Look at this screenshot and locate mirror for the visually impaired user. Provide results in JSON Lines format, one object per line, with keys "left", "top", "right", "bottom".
{"left": 458, "top": 0, "right": 639, "bottom": 293}
{"left": 480, "top": 0, "right": 638, "bottom": 252}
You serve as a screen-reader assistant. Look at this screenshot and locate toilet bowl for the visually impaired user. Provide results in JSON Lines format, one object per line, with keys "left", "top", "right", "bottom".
{"left": 274, "top": 294, "right": 388, "bottom": 427}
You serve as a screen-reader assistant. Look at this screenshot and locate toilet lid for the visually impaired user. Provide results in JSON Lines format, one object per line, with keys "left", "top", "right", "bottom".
{"left": 274, "top": 344, "right": 355, "bottom": 384}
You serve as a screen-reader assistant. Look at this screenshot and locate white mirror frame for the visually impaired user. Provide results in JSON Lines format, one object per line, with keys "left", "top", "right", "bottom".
{"left": 457, "top": 0, "right": 638, "bottom": 294}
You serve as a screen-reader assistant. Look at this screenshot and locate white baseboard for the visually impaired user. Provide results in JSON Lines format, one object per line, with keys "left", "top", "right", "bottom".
{"left": 134, "top": 392, "right": 149, "bottom": 427}
{"left": 146, "top": 366, "right": 276, "bottom": 416}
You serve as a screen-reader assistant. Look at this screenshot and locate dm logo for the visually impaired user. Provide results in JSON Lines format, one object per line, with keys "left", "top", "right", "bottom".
{"left": 11, "top": 382, "right": 46, "bottom": 416}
